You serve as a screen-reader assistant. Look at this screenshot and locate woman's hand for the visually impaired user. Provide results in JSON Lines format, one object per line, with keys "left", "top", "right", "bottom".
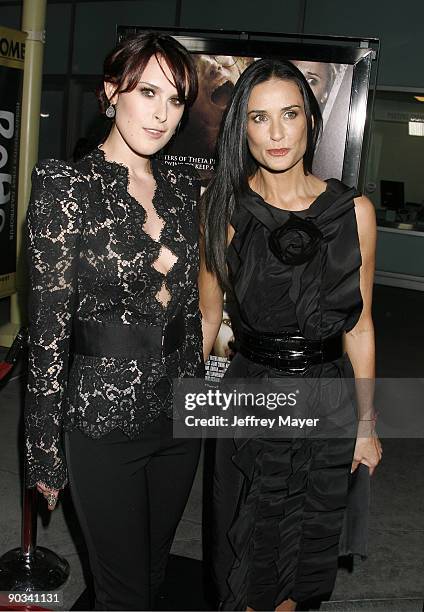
{"left": 351, "top": 425, "right": 382, "bottom": 476}
{"left": 36, "top": 481, "right": 60, "bottom": 511}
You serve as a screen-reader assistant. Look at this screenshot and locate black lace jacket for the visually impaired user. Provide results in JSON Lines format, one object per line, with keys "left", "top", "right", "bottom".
{"left": 25, "top": 148, "right": 203, "bottom": 490}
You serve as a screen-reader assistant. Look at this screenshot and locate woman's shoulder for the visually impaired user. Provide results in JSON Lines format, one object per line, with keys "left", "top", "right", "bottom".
{"left": 323, "top": 178, "right": 375, "bottom": 231}
{"left": 352, "top": 194, "right": 376, "bottom": 232}
{"left": 352, "top": 193, "right": 374, "bottom": 210}
{"left": 324, "top": 176, "right": 361, "bottom": 198}
{"left": 32, "top": 158, "right": 90, "bottom": 189}
{"left": 29, "top": 158, "right": 91, "bottom": 221}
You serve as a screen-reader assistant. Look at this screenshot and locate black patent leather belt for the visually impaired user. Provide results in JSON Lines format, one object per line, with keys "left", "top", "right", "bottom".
{"left": 72, "top": 310, "right": 185, "bottom": 360}
{"left": 239, "top": 329, "right": 343, "bottom": 373}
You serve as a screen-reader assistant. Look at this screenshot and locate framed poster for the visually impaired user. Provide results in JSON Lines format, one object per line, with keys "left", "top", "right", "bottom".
{"left": 0, "top": 26, "right": 25, "bottom": 299}
{"left": 117, "top": 27, "right": 379, "bottom": 378}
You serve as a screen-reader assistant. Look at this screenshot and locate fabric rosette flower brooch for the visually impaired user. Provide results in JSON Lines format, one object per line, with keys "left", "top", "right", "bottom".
{"left": 268, "top": 214, "right": 323, "bottom": 266}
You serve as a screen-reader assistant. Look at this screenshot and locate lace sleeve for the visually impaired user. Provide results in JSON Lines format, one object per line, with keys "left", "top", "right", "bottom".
{"left": 178, "top": 164, "right": 204, "bottom": 376}
{"left": 25, "top": 159, "right": 87, "bottom": 490}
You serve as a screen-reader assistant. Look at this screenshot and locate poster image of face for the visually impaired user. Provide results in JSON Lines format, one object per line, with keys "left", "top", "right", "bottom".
{"left": 290, "top": 59, "right": 354, "bottom": 181}
{"left": 162, "top": 53, "right": 355, "bottom": 378}
{"left": 164, "top": 55, "right": 254, "bottom": 184}
{"left": 189, "top": 55, "right": 254, "bottom": 158}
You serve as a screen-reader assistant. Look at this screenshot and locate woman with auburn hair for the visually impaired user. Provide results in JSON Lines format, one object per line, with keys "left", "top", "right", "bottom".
{"left": 25, "top": 32, "right": 203, "bottom": 610}
{"left": 200, "top": 58, "right": 382, "bottom": 611}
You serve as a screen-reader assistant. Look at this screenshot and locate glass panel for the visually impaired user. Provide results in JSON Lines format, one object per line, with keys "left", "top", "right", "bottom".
{"left": 81, "top": 89, "right": 101, "bottom": 137}
{"left": 39, "top": 90, "right": 64, "bottom": 160}
{"left": 0, "top": 295, "right": 9, "bottom": 326}
{"left": 364, "top": 90, "right": 424, "bottom": 233}
{"left": 44, "top": 3, "right": 72, "bottom": 74}
{"left": 71, "top": 88, "right": 109, "bottom": 156}
{"left": 376, "top": 231, "right": 424, "bottom": 277}
{"left": 0, "top": 6, "right": 21, "bottom": 30}
{"left": 303, "top": 0, "right": 423, "bottom": 88}
{"left": 73, "top": 0, "right": 177, "bottom": 75}
{"left": 180, "top": 0, "right": 301, "bottom": 31}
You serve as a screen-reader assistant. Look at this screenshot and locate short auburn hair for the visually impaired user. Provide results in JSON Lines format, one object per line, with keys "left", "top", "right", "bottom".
{"left": 96, "top": 31, "right": 198, "bottom": 114}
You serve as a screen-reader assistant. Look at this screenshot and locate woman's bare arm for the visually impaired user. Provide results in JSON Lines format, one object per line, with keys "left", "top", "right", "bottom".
{"left": 344, "top": 195, "right": 382, "bottom": 474}
{"left": 198, "top": 234, "right": 224, "bottom": 361}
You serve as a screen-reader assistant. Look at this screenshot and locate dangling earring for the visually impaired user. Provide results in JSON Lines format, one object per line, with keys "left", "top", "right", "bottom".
{"left": 105, "top": 104, "right": 116, "bottom": 119}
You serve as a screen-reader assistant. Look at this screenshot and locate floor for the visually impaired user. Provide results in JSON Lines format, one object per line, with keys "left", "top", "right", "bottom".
{"left": 0, "top": 284, "right": 423, "bottom": 611}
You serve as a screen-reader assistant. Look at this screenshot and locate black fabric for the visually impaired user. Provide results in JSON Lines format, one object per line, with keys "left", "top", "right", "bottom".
{"left": 71, "top": 555, "right": 214, "bottom": 611}
{"left": 214, "top": 180, "right": 368, "bottom": 610}
{"left": 339, "top": 463, "right": 371, "bottom": 557}
{"left": 228, "top": 179, "right": 363, "bottom": 336}
{"left": 73, "top": 309, "right": 185, "bottom": 360}
{"left": 65, "top": 414, "right": 201, "bottom": 611}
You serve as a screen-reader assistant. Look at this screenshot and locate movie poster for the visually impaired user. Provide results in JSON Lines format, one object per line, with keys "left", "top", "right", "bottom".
{"left": 0, "top": 26, "right": 25, "bottom": 299}
{"left": 161, "top": 53, "right": 355, "bottom": 380}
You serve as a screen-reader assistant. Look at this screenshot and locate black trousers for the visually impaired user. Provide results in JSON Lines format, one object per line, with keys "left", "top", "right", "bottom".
{"left": 65, "top": 414, "right": 201, "bottom": 610}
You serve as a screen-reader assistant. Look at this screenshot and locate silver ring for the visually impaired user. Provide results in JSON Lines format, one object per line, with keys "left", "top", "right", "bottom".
{"left": 46, "top": 493, "right": 58, "bottom": 507}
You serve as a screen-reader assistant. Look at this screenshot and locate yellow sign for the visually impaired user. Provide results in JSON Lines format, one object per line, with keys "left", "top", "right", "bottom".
{"left": 0, "top": 26, "right": 26, "bottom": 69}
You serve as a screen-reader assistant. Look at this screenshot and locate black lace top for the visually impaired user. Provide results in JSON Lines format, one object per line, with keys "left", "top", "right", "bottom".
{"left": 25, "top": 148, "right": 203, "bottom": 490}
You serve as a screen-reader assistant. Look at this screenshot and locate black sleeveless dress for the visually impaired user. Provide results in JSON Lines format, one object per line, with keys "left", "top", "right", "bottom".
{"left": 212, "top": 180, "right": 367, "bottom": 610}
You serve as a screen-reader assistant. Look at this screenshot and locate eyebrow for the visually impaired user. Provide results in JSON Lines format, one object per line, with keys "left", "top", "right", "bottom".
{"left": 139, "top": 81, "right": 161, "bottom": 91}
{"left": 139, "top": 80, "right": 185, "bottom": 99}
{"left": 248, "top": 104, "right": 302, "bottom": 114}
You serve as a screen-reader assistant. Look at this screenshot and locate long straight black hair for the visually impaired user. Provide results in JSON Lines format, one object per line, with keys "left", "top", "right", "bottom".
{"left": 202, "top": 58, "right": 323, "bottom": 289}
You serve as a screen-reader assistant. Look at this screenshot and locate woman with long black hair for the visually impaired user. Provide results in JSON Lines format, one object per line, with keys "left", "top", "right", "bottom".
{"left": 200, "top": 58, "right": 382, "bottom": 611}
